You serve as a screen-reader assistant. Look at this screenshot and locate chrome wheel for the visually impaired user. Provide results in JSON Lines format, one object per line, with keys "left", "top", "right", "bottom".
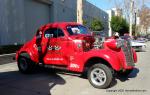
{"left": 90, "top": 68, "right": 107, "bottom": 86}
{"left": 88, "top": 64, "right": 113, "bottom": 89}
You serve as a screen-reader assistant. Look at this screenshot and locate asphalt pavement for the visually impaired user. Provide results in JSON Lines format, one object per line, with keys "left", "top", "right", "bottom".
{"left": 0, "top": 42, "right": 150, "bottom": 95}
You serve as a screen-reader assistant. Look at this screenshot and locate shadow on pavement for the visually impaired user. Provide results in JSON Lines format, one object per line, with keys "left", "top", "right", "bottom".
{"left": 109, "top": 78, "right": 117, "bottom": 88}
{"left": 116, "top": 68, "right": 139, "bottom": 82}
{"left": 0, "top": 69, "right": 66, "bottom": 95}
{"left": 136, "top": 50, "right": 146, "bottom": 52}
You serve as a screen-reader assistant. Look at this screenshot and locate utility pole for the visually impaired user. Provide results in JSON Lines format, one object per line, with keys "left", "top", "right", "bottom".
{"left": 129, "top": 0, "right": 134, "bottom": 36}
{"left": 77, "top": 0, "right": 83, "bottom": 24}
{"left": 134, "top": 8, "right": 137, "bottom": 36}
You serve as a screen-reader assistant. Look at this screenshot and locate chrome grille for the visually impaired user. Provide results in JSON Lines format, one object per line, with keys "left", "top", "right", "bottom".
{"left": 121, "top": 39, "right": 135, "bottom": 66}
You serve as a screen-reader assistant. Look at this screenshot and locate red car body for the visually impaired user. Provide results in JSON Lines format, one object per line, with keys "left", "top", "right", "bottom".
{"left": 16, "top": 22, "right": 137, "bottom": 89}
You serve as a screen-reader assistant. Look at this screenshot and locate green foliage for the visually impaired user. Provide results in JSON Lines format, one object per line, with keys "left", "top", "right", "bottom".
{"left": 111, "top": 16, "right": 129, "bottom": 35}
{"left": 90, "top": 18, "right": 104, "bottom": 31}
{"left": 83, "top": 19, "right": 88, "bottom": 26}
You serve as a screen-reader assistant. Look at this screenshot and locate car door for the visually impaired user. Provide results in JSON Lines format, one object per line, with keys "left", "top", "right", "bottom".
{"left": 43, "top": 28, "right": 72, "bottom": 66}
{"left": 35, "top": 29, "right": 50, "bottom": 63}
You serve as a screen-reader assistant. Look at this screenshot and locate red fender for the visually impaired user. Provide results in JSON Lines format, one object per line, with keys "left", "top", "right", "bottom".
{"left": 16, "top": 41, "right": 39, "bottom": 63}
{"left": 82, "top": 49, "right": 122, "bottom": 71}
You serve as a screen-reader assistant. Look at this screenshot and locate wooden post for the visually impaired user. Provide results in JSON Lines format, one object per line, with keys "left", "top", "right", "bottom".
{"left": 77, "top": 0, "right": 83, "bottom": 24}
{"left": 129, "top": 0, "right": 134, "bottom": 36}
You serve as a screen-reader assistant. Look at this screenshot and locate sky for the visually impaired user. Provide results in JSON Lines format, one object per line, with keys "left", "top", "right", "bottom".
{"left": 87, "top": 0, "right": 150, "bottom": 11}
{"left": 87, "top": 0, "right": 114, "bottom": 11}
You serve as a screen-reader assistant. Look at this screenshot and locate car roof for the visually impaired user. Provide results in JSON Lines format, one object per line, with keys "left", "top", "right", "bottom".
{"left": 37, "top": 22, "right": 82, "bottom": 35}
{"left": 41, "top": 22, "right": 81, "bottom": 29}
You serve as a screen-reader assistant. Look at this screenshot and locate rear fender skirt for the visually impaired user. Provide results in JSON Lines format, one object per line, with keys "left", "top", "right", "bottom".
{"left": 17, "top": 49, "right": 39, "bottom": 63}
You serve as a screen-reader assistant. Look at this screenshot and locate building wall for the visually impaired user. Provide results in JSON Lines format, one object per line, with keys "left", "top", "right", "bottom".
{"left": 0, "top": 0, "right": 52, "bottom": 45}
{"left": 0, "top": 0, "right": 108, "bottom": 45}
{"left": 0, "top": 0, "right": 25, "bottom": 45}
{"left": 51, "top": 0, "right": 77, "bottom": 22}
{"left": 24, "top": 0, "right": 51, "bottom": 40}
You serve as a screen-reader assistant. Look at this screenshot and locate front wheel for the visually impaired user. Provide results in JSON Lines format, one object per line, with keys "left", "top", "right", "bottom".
{"left": 88, "top": 64, "right": 113, "bottom": 89}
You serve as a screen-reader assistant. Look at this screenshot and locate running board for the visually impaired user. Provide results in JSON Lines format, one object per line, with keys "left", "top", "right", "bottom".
{"left": 44, "top": 64, "right": 68, "bottom": 70}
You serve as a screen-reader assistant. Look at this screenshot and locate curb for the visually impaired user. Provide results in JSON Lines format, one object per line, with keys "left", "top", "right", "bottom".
{"left": 0, "top": 53, "right": 16, "bottom": 57}
{"left": 0, "top": 53, "right": 16, "bottom": 65}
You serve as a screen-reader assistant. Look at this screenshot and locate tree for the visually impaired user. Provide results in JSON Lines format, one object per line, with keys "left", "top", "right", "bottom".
{"left": 108, "top": 0, "right": 149, "bottom": 21}
{"left": 139, "top": 5, "right": 150, "bottom": 34}
{"left": 90, "top": 18, "right": 104, "bottom": 31}
{"left": 110, "top": 16, "right": 129, "bottom": 36}
{"left": 83, "top": 19, "right": 88, "bottom": 26}
{"left": 108, "top": 0, "right": 150, "bottom": 36}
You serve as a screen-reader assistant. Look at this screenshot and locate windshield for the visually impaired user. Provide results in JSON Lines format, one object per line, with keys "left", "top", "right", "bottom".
{"left": 67, "top": 25, "right": 90, "bottom": 35}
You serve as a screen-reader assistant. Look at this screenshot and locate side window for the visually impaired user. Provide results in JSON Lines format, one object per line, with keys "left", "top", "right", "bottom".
{"left": 57, "top": 29, "right": 64, "bottom": 37}
{"left": 44, "top": 28, "right": 64, "bottom": 38}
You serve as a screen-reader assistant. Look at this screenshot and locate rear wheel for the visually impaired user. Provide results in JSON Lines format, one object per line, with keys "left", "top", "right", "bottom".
{"left": 88, "top": 64, "right": 113, "bottom": 89}
{"left": 18, "top": 54, "right": 35, "bottom": 74}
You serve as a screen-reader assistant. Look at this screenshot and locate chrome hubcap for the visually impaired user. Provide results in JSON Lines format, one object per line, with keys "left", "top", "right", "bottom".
{"left": 91, "top": 68, "right": 107, "bottom": 86}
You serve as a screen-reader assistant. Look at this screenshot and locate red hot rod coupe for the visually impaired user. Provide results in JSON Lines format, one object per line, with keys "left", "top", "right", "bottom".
{"left": 16, "top": 22, "right": 137, "bottom": 89}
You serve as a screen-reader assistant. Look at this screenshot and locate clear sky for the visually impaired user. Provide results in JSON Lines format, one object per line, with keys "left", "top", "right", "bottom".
{"left": 87, "top": 0, "right": 150, "bottom": 11}
{"left": 87, "top": 0, "right": 115, "bottom": 11}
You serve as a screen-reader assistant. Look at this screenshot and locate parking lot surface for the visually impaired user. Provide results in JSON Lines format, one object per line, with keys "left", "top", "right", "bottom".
{"left": 0, "top": 42, "right": 150, "bottom": 95}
